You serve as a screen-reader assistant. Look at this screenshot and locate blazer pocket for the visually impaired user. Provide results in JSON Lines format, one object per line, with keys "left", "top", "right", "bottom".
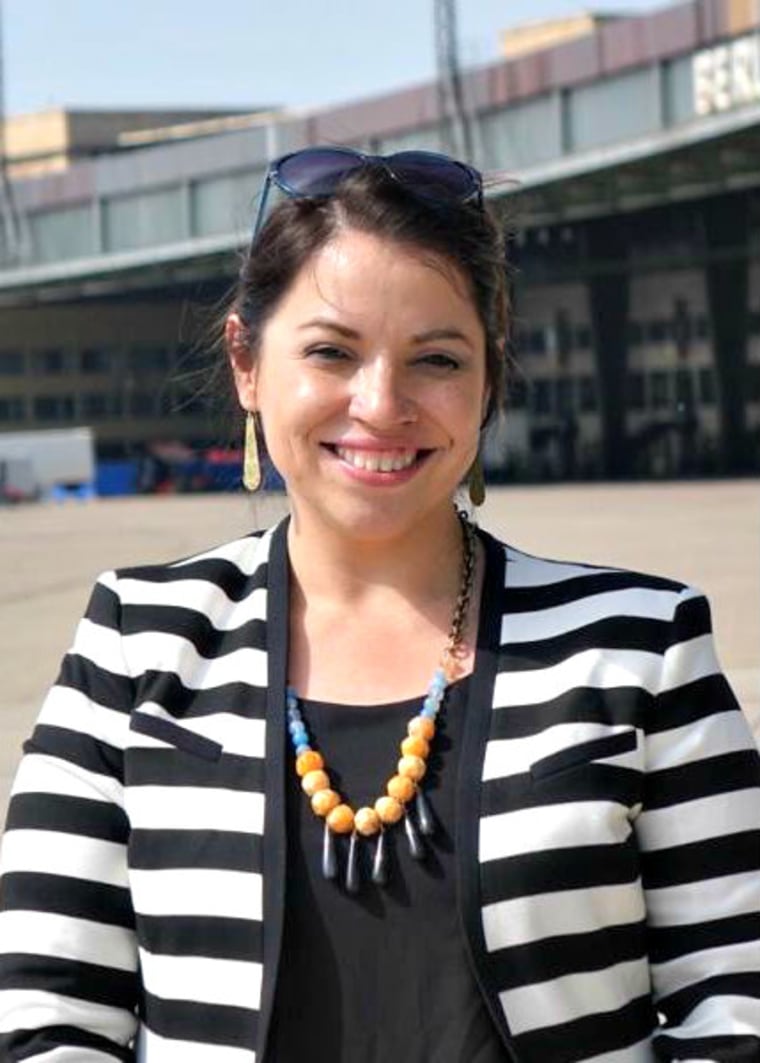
{"left": 129, "top": 711, "right": 223, "bottom": 762}
{"left": 530, "top": 730, "right": 637, "bottom": 782}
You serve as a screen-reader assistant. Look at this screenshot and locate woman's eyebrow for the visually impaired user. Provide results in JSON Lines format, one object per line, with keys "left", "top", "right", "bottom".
{"left": 298, "top": 317, "right": 361, "bottom": 339}
{"left": 412, "top": 327, "right": 474, "bottom": 347}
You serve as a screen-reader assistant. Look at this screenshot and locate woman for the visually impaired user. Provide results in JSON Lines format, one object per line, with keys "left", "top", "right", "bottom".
{"left": 1, "top": 148, "right": 758, "bottom": 1063}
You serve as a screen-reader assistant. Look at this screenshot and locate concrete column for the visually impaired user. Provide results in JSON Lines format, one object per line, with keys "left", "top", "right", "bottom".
{"left": 703, "top": 192, "right": 751, "bottom": 472}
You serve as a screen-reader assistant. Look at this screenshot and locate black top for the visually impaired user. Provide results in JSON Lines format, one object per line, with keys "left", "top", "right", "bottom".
{"left": 265, "top": 675, "right": 510, "bottom": 1062}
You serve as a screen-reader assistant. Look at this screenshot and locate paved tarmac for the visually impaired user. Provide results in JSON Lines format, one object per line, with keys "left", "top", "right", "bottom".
{"left": 1, "top": 481, "right": 757, "bottom": 819}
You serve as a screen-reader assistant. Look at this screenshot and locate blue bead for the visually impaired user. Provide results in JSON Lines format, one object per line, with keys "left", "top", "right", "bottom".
{"left": 295, "top": 743, "right": 311, "bottom": 756}
{"left": 287, "top": 708, "right": 302, "bottom": 722}
{"left": 421, "top": 706, "right": 436, "bottom": 719}
{"left": 422, "top": 696, "right": 438, "bottom": 714}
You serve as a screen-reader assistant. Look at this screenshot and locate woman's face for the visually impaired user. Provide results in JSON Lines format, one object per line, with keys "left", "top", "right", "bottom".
{"left": 230, "top": 228, "right": 488, "bottom": 544}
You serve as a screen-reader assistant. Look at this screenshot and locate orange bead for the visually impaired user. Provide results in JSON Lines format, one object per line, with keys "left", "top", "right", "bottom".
{"left": 398, "top": 754, "right": 427, "bottom": 782}
{"left": 327, "top": 804, "right": 355, "bottom": 834}
{"left": 301, "top": 769, "right": 330, "bottom": 796}
{"left": 311, "top": 788, "right": 340, "bottom": 816}
{"left": 354, "top": 806, "right": 381, "bottom": 836}
{"left": 375, "top": 795, "right": 404, "bottom": 824}
{"left": 401, "top": 735, "right": 429, "bottom": 759}
{"left": 296, "top": 750, "right": 324, "bottom": 777}
{"left": 408, "top": 716, "right": 435, "bottom": 741}
{"left": 387, "top": 774, "right": 416, "bottom": 803}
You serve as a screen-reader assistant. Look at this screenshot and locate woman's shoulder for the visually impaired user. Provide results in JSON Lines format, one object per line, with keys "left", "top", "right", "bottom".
{"left": 112, "top": 525, "right": 277, "bottom": 588}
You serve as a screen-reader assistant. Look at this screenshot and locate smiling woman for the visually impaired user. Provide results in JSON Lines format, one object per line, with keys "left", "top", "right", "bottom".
{"left": 1, "top": 150, "right": 759, "bottom": 1063}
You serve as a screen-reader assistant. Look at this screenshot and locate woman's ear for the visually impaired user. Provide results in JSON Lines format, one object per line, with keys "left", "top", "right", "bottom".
{"left": 226, "top": 312, "right": 257, "bottom": 410}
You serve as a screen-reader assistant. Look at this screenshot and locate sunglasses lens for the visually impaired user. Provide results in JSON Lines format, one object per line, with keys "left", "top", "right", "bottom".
{"left": 277, "top": 149, "right": 363, "bottom": 196}
{"left": 388, "top": 152, "right": 479, "bottom": 201}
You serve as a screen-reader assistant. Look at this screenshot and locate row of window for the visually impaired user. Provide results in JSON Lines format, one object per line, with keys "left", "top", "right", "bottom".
{"left": 516, "top": 316, "right": 716, "bottom": 358}
{"left": 0, "top": 346, "right": 196, "bottom": 377}
{"left": 0, "top": 391, "right": 208, "bottom": 424}
{"left": 510, "top": 375, "right": 598, "bottom": 415}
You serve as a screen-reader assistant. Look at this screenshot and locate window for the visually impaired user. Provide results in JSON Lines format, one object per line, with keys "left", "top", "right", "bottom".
{"left": 81, "top": 393, "right": 123, "bottom": 419}
{"left": 674, "top": 368, "right": 695, "bottom": 405}
{"left": 508, "top": 377, "right": 528, "bottom": 409}
{"left": 529, "top": 329, "right": 547, "bottom": 356}
{"left": 626, "top": 372, "right": 646, "bottom": 409}
{"left": 0, "top": 351, "right": 25, "bottom": 375}
{"left": 649, "top": 370, "right": 670, "bottom": 409}
{"left": 578, "top": 376, "right": 597, "bottom": 412}
{"left": 530, "top": 378, "right": 552, "bottom": 414}
{"left": 32, "top": 349, "right": 67, "bottom": 375}
{"left": 556, "top": 376, "right": 575, "bottom": 415}
{"left": 80, "top": 348, "right": 112, "bottom": 374}
{"left": 748, "top": 364, "right": 760, "bottom": 403}
{"left": 627, "top": 322, "right": 643, "bottom": 347}
{"left": 574, "top": 325, "right": 592, "bottom": 350}
{"left": 698, "top": 367, "right": 716, "bottom": 405}
{"left": 33, "top": 395, "right": 75, "bottom": 421}
{"left": 695, "top": 316, "right": 710, "bottom": 340}
{"left": 130, "top": 346, "right": 170, "bottom": 372}
{"left": 647, "top": 320, "right": 669, "bottom": 344}
{"left": 0, "top": 397, "right": 26, "bottom": 422}
{"left": 749, "top": 311, "right": 760, "bottom": 335}
{"left": 130, "top": 392, "right": 156, "bottom": 417}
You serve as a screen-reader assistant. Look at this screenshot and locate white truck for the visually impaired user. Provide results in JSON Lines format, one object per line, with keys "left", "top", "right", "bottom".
{"left": 0, "top": 427, "right": 95, "bottom": 501}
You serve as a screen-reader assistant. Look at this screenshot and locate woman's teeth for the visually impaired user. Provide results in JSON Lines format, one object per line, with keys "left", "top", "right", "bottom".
{"left": 335, "top": 447, "right": 418, "bottom": 472}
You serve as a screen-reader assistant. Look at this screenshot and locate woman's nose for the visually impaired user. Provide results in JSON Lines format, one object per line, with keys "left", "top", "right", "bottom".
{"left": 348, "top": 362, "right": 417, "bottom": 425}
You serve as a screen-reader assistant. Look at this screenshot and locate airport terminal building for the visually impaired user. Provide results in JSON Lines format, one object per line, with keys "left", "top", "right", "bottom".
{"left": 0, "top": 0, "right": 759, "bottom": 480}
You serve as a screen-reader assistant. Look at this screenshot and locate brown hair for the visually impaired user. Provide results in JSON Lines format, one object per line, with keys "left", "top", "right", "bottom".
{"left": 229, "top": 164, "right": 511, "bottom": 424}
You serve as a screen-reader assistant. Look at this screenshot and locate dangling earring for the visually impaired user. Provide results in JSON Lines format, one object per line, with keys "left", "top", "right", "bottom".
{"left": 468, "top": 454, "right": 485, "bottom": 507}
{"left": 243, "top": 411, "right": 261, "bottom": 492}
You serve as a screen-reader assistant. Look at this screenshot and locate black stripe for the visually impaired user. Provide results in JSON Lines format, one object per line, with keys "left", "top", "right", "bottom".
{"left": 666, "top": 593, "right": 713, "bottom": 648}
{"left": 0, "top": 872, "right": 135, "bottom": 929}
{"left": 503, "top": 568, "right": 683, "bottom": 613}
{"left": 490, "top": 684, "right": 650, "bottom": 739}
{"left": 133, "top": 670, "right": 267, "bottom": 719}
{"left": 499, "top": 614, "right": 673, "bottom": 672}
{"left": 482, "top": 764, "right": 641, "bottom": 815}
{"left": 84, "top": 581, "right": 122, "bottom": 631}
{"left": 119, "top": 552, "right": 266, "bottom": 597}
{"left": 137, "top": 913, "right": 262, "bottom": 962}
{"left": 650, "top": 673, "right": 741, "bottom": 733}
{"left": 659, "top": 971, "right": 760, "bottom": 1026}
{"left": 653, "top": 1031, "right": 760, "bottom": 1060}
{"left": 530, "top": 729, "right": 637, "bottom": 780}
{"left": 5, "top": 792, "right": 129, "bottom": 844}
{"left": 121, "top": 603, "right": 266, "bottom": 655}
{"left": 0, "top": 1025, "right": 133, "bottom": 1061}
{"left": 129, "top": 829, "right": 262, "bottom": 872}
{"left": 125, "top": 748, "right": 264, "bottom": 790}
{"left": 512, "top": 992, "right": 656, "bottom": 1063}
{"left": 142, "top": 989, "right": 258, "bottom": 1050}
{"left": 488, "top": 919, "right": 647, "bottom": 991}
{"left": 0, "top": 953, "right": 137, "bottom": 1010}
{"left": 56, "top": 655, "right": 135, "bottom": 715}
{"left": 649, "top": 911, "right": 760, "bottom": 964}
{"left": 643, "top": 750, "right": 760, "bottom": 810}
{"left": 129, "top": 712, "right": 223, "bottom": 761}
{"left": 23, "top": 725, "right": 124, "bottom": 784}
{"left": 641, "top": 830, "right": 760, "bottom": 888}
{"left": 480, "top": 838, "right": 640, "bottom": 905}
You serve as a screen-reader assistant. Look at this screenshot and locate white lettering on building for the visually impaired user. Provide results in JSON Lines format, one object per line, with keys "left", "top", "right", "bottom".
{"left": 693, "top": 34, "right": 760, "bottom": 115}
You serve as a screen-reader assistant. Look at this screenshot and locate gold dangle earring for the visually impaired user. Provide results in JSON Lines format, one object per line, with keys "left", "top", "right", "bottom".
{"left": 243, "top": 411, "right": 261, "bottom": 492}
{"left": 468, "top": 454, "right": 486, "bottom": 508}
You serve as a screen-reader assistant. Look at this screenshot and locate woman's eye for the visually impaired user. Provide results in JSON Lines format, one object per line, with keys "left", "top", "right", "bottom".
{"left": 419, "top": 352, "right": 461, "bottom": 370}
{"left": 307, "top": 345, "right": 351, "bottom": 363}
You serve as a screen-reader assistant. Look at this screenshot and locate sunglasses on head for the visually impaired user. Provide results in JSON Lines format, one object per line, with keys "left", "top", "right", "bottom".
{"left": 252, "top": 146, "right": 483, "bottom": 238}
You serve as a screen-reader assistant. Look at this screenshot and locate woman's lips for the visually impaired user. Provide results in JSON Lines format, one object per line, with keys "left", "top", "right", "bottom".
{"left": 323, "top": 444, "right": 432, "bottom": 483}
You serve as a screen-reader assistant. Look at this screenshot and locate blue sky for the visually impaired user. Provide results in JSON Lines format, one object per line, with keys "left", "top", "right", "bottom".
{"left": 5, "top": 0, "right": 663, "bottom": 116}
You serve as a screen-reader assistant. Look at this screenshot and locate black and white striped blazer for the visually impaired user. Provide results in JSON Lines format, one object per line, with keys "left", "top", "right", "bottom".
{"left": 1, "top": 519, "right": 759, "bottom": 1062}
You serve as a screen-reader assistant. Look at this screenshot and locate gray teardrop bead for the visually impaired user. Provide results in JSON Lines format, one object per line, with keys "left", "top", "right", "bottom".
{"left": 404, "top": 812, "right": 425, "bottom": 860}
{"left": 416, "top": 790, "right": 435, "bottom": 836}
{"left": 371, "top": 830, "right": 388, "bottom": 886}
{"left": 345, "top": 832, "right": 361, "bottom": 894}
{"left": 322, "top": 822, "right": 338, "bottom": 880}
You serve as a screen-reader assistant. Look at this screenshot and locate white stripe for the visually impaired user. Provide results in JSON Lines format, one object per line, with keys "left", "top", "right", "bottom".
{"left": 136, "top": 1023, "right": 256, "bottom": 1063}
{"left": 493, "top": 648, "right": 662, "bottom": 708}
{"left": 645, "top": 870, "right": 760, "bottom": 927}
{"left": 131, "top": 706, "right": 266, "bottom": 759}
{"left": 118, "top": 577, "right": 267, "bottom": 628}
{"left": 645, "top": 709, "right": 755, "bottom": 772}
{"left": 122, "top": 631, "right": 267, "bottom": 690}
{"left": 661, "top": 993, "right": 760, "bottom": 1040}
{"left": 37, "top": 685, "right": 130, "bottom": 747}
{"left": 0, "top": 831, "right": 127, "bottom": 887}
{"left": 126, "top": 786, "right": 264, "bottom": 833}
{"left": 0, "top": 988, "right": 136, "bottom": 1043}
{"left": 652, "top": 939, "right": 760, "bottom": 1000}
{"left": 482, "top": 881, "right": 646, "bottom": 952}
{"left": 9, "top": 752, "right": 124, "bottom": 806}
{"left": 170, "top": 528, "right": 271, "bottom": 572}
{"left": 637, "top": 789, "right": 760, "bottom": 851}
{"left": 482, "top": 724, "right": 638, "bottom": 781}
{"left": 139, "top": 949, "right": 262, "bottom": 1009}
{"left": 70, "top": 619, "right": 129, "bottom": 676}
{"left": 479, "top": 801, "right": 632, "bottom": 863}
{"left": 499, "top": 958, "right": 651, "bottom": 1035}
{"left": 16, "top": 1049, "right": 122, "bottom": 1063}
{"left": 659, "top": 633, "right": 720, "bottom": 693}
{"left": 129, "top": 868, "right": 262, "bottom": 920}
{"left": 505, "top": 549, "right": 618, "bottom": 587}
{"left": 502, "top": 586, "right": 679, "bottom": 644}
{"left": 0, "top": 910, "right": 136, "bottom": 971}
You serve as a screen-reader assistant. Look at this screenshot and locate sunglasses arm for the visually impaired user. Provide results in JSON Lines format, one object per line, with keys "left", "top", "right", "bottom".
{"left": 251, "top": 172, "right": 274, "bottom": 241}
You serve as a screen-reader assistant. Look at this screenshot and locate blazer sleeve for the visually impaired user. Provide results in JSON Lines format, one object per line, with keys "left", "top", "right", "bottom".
{"left": 637, "top": 586, "right": 760, "bottom": 1062}
{"left": 0, "top": 571, "right": 139, "bottom": 1061}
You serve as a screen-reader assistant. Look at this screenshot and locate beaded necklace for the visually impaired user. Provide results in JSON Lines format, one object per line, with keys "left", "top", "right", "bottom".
{"left": 286, "top": 510, "right": 476, "bottom": 893}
